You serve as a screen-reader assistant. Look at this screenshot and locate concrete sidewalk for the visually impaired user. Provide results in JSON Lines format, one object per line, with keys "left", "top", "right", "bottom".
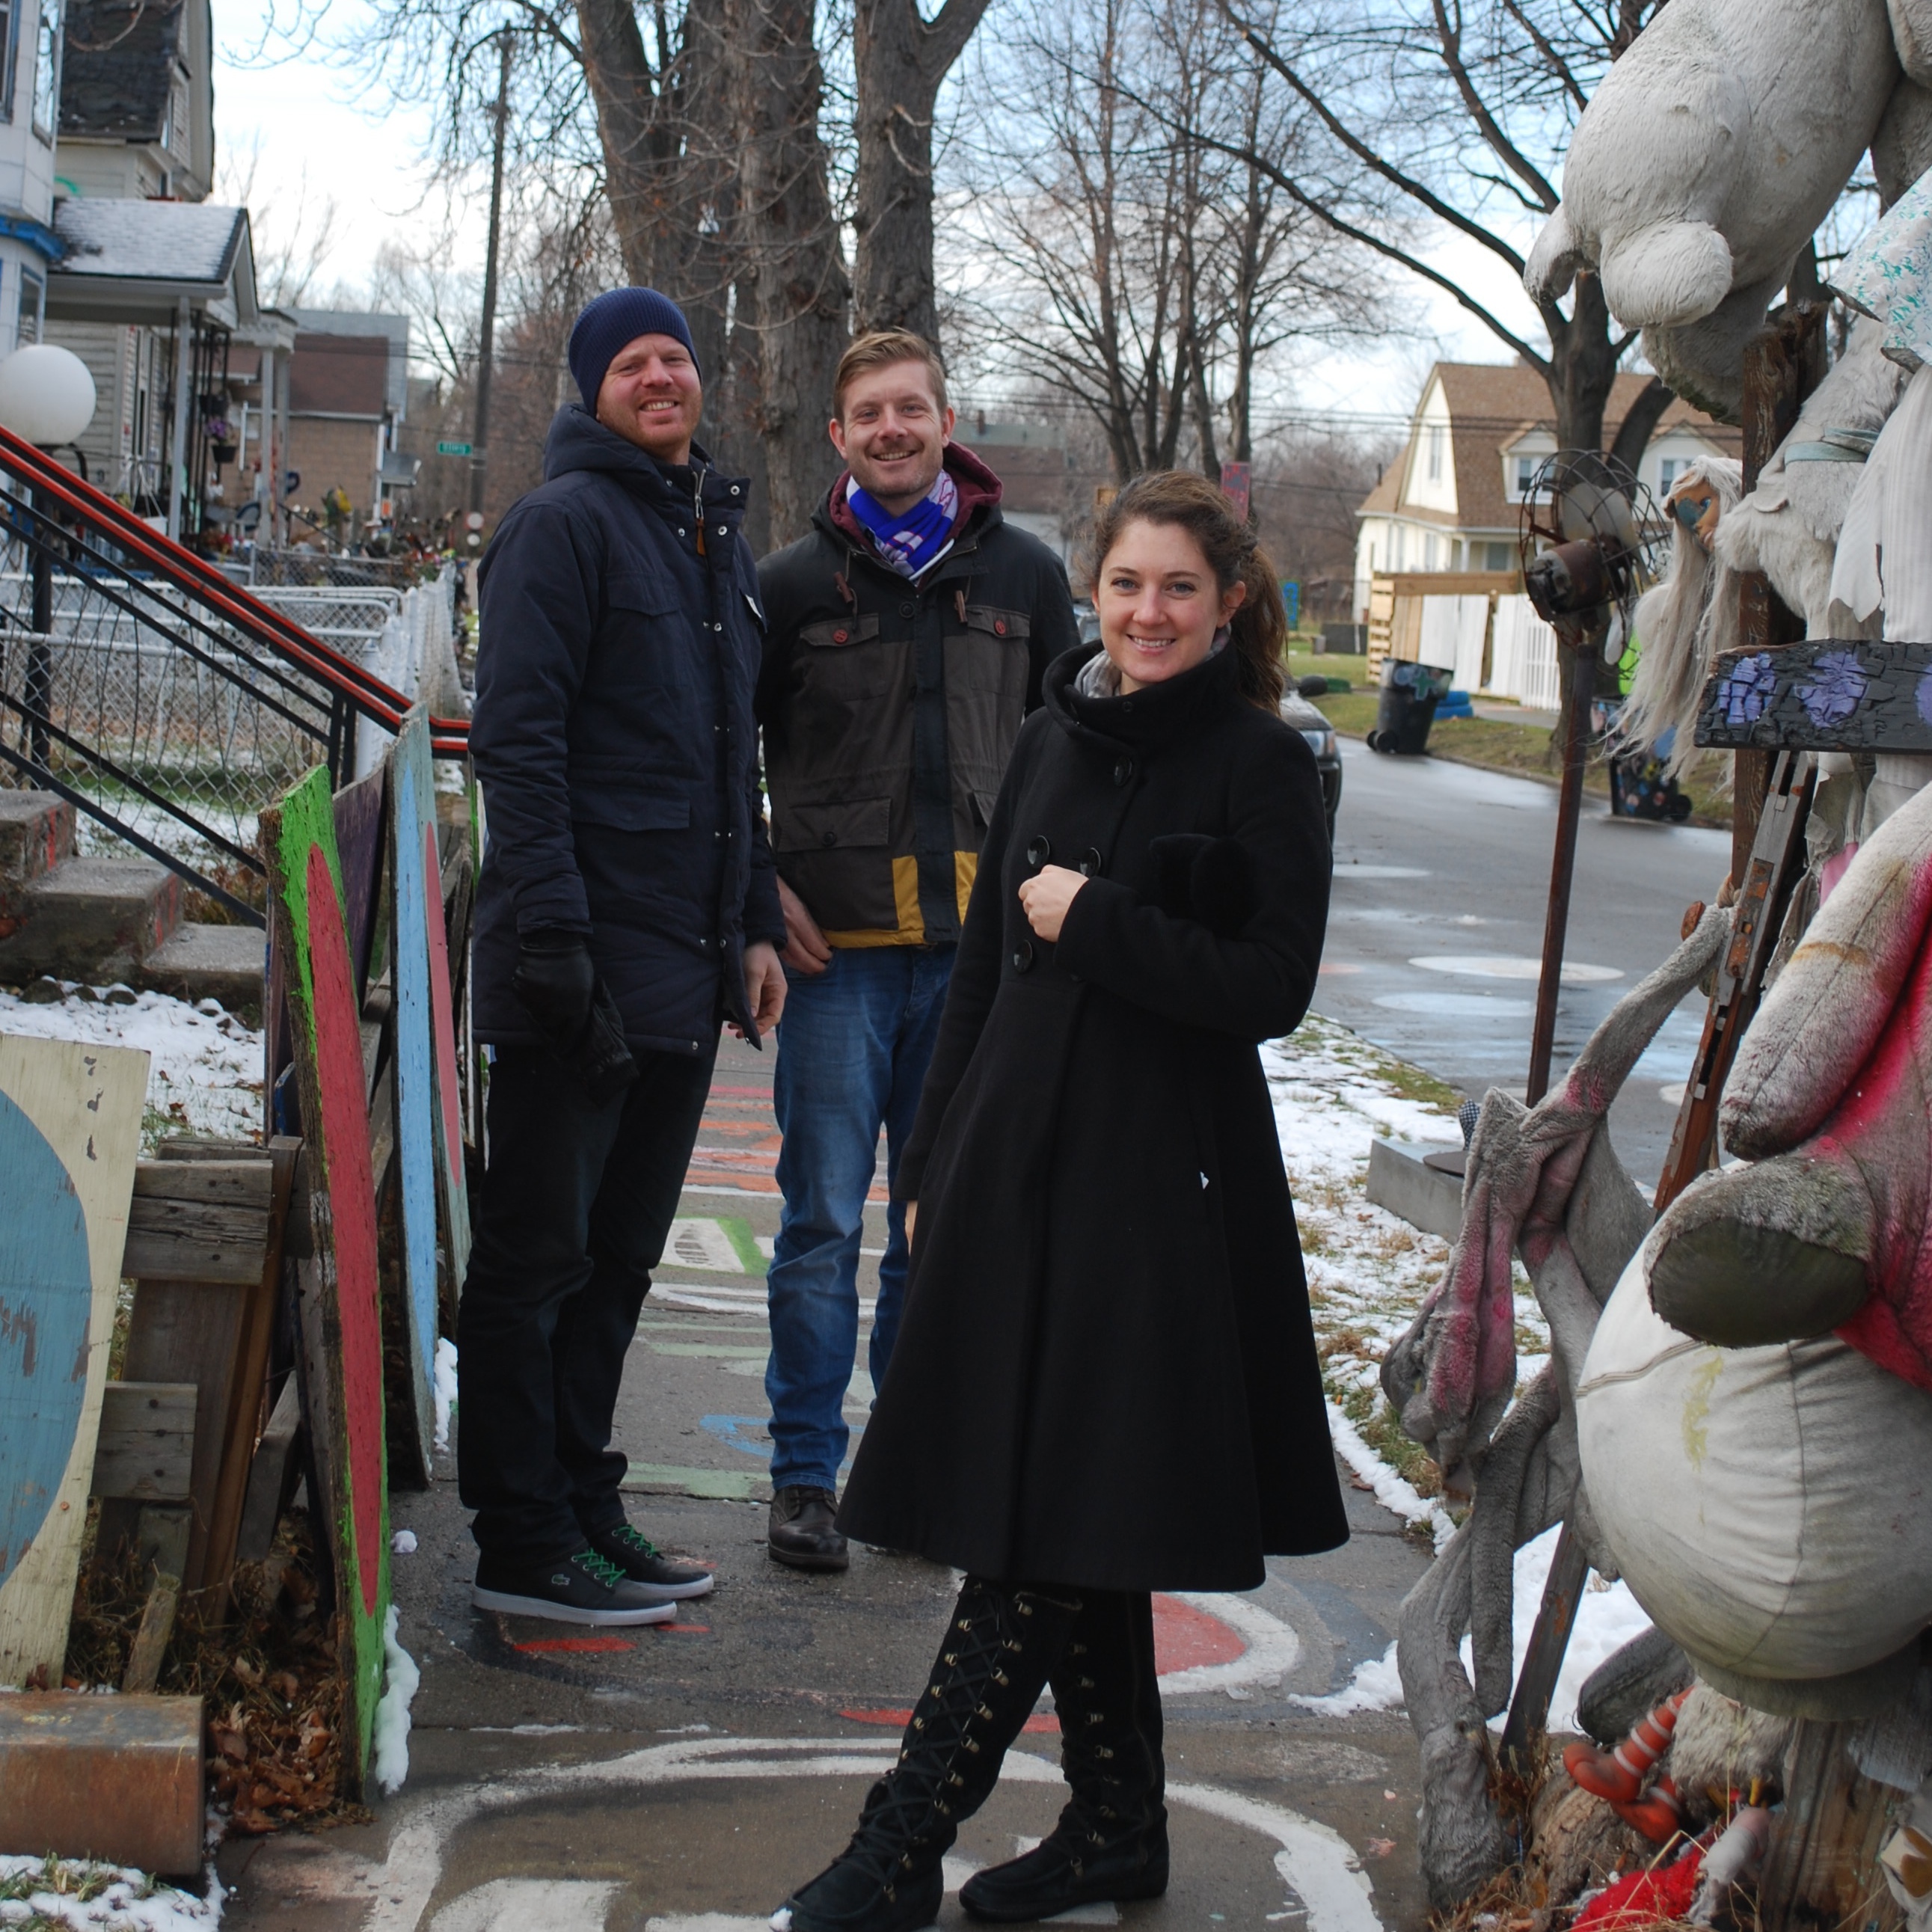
{"left": 218, "top": 1036, "right": 1435, "bottom": 1932}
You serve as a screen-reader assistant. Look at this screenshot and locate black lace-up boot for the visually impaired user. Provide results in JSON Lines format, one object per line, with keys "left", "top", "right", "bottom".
{"left": 960, "top": 1589, "right": 1168, "bottom": 1922}
{"left": 773, "top": 1577, "right": 1083, "bottom": 1932}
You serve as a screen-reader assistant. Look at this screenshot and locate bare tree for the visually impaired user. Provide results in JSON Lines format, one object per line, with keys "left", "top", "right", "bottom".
{"left": 1214, "top": 0, "right": 1678, "bottom": 460}
{"left": 851, "top": 0, "right": 994, "bottom": 334}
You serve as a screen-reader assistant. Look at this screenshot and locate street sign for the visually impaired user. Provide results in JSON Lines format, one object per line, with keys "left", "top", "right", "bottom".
{"left": 1221, "top": 461, "right": 1251, "bottom": 521}
{"left": 436, "top": 440, "right": 473, "bottom": 457}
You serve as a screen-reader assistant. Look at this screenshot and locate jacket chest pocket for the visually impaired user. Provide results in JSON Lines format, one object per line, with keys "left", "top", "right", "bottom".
{"left": 946, "top": 605, "right": 1030, "bottom": 693}
{"left": 798, "top": 613, "right": 889, "bottom": 700}
{"left": 604, "top": 571, "right": 694, "bottom": 696}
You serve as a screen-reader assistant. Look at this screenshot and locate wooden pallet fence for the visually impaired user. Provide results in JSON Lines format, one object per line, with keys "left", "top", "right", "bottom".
{"left": 0, "top": 1034, "right": 149, "bottom": 1688}
{"left": 263, "top": 765, "right": 392, "bottom": 1797}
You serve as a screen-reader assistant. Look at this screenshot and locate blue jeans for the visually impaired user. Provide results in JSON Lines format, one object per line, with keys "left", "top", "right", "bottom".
{"left": 766, "top": 943, "right": 955, "bottom": 1492}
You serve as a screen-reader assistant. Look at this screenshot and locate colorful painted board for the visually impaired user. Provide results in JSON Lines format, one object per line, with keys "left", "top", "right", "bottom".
{"left": 263, "top": 765, "right": 391, "bottom": 1791}
{"left": 397, "top": 708, "right": 470, "bottom": 1301}
{"left": 1696, "top": 639, "right": 1932, "bottom": 751}
{"left": 0, "top": 1034, "right": 147, "bottom": 1686}
{"left": 386, "top": 710, "right": 441, "bottom": 1479}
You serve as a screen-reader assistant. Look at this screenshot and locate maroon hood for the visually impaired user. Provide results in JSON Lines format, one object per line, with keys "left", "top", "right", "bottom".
{"left": 824, "top": 441, "right": 1005, "bottom": 555}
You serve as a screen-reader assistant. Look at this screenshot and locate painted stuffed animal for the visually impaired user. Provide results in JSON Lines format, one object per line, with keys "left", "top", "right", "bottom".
{"left": 1620, "top": 456, "right": 1744, "bottom": 777}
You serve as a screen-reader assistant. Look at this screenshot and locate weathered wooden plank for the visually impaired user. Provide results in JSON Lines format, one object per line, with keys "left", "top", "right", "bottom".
{"left": 134, "top": 1160, "right": 274, "bottom": 1206}
{"left": 0, "top": 1034, "right": 150, "bottom": 1689}
{"left": 1696, "top": 639, "right": 1932, "bottom": 754}
{"left": 0, "top": 1692, "right": 204, "bottom": 1873}
{"left": 120, "top": 1506, "right": 191, "bottom": 1696}
{"left": 236, "top": 1376, "right": 302, "bottom": 1565}
{"left": 1758, "top": 1718, "right": 1905, "bottom": 1932}
{"left": 389, "top": 709, "right": 444, "bottom": 1481}
{"left": 90, "top": 1381, "right": 195, "bottom": 1502}
{"left": 121, "top": 1195, "right": 269, "bottom": 1284}
{"left": 263, "top": 765, "right": 391, "bottom": 1798}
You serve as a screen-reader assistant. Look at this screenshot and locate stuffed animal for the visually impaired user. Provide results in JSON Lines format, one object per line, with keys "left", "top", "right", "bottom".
{"left": 1524, "top": 0, "right": 1903, "bottom": 415}
{"left": 1713, "top": 319, "right": 1907, "bottom": 634}
{"left": 1620, "top": 457, "right": 1744, "bottom": 777}
{"left": 1563, "top": 1688, "right": 1693, "bottom": 1839}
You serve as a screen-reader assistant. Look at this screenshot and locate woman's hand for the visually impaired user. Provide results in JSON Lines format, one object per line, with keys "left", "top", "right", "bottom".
{"left": 1018, "top": 865, "right": 1088, "bottom": 942}
{"left": 904, "top": 1201, "right": 917, "bottom": 1248}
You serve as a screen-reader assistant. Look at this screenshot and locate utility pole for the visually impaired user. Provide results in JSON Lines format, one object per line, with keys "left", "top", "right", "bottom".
{"left": 469, "top": 31, "right": 512, "bottom": 519}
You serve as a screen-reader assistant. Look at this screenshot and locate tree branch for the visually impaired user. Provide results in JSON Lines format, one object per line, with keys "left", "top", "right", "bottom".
{"left": 919, "top": 0, "right": 995, "bottom": 81}
{"left": 1430, "top": 0, "right": 1557, "bottom": 211}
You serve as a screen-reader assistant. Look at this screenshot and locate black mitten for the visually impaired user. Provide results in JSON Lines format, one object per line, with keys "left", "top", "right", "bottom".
{"left": 577, "top": 979, "right": 640, "bottom": 1105}
{"left": 512, "top": 929, "right": 595, "bottom": 1043}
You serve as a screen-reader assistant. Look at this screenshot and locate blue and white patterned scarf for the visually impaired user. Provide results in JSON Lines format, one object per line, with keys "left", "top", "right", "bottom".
{"left": 846, "top": 470, "right": 960, "bottom": 579}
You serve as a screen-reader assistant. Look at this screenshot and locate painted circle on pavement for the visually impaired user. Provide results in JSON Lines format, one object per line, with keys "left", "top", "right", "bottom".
{"left": 1409, "top": 953, "right": 1623, "bottom": 984}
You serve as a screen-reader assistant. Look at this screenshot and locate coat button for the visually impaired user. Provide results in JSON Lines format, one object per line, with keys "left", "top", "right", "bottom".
{"left": 821, "top": 831, "right": 838, "bottom": 848}
{"left": 901, "top": 601, "right": 915, "bottom": 617}
{"left": 994, "top": 619, "right": 1008, "bottom": 636}
{"left": 1113, "top": 760, "right": 1134, "bottom": 786}
{"left": 1025, "top": 835, "right": 1051, "bottom": 867}
{"left": 1079, "top": 847, "right": 1103, "bottom": 876}
{"left": 832, "top": 628, "right": 849, "bottom": 643}
{"left": 1012, "top": 939, "right": 1034, "bottom": 972}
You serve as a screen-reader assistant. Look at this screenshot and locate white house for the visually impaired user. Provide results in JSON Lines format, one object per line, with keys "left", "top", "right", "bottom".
{"left": 0, "top": 0, "right": 68, "bottom": 355}
{"left": 1352, "top": 361, "right": 1741, "bottom": 618}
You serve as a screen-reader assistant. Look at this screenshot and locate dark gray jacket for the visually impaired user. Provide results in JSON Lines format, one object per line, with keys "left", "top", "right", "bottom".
{"left": 470, "top": 408, "right": 785, "bottom": 1055}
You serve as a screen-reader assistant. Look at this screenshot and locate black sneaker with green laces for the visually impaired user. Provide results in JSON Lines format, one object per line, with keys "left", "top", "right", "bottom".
{"left": 472, "top": 1548, "right": 679, "bottom": 1625}
{"left": 587, "top": 1523, "right": 716, "bottom": 1600}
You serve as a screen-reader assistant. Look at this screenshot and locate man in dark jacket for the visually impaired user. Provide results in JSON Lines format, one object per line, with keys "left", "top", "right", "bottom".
{"left": 755, "top": 330, "right": 1080, "bottom": 1571}
{"left": 461, "top": 287, "right": 788, "bottom": 1626}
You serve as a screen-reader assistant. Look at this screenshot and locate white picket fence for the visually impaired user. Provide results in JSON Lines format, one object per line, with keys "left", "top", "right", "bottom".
{"left": 1483, "top": 595, "right": 1561, "bottom": 712}
{"left": 352, "top": 564, "right": 468, "bottom": 778}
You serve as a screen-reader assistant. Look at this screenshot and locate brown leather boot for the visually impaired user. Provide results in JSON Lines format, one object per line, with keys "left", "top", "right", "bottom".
{"left": 768, "top": 1485, "right": 849, "bottom": 1572}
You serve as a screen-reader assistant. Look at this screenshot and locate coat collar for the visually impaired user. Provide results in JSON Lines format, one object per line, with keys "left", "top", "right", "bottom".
{"left": 816, "top": 441, "right": 1005, "bottom": 574}
{"left": 1043, "top": 640, "right": 1246, "bottom": 758}
{"left": 542, "top": 405, "right": 749, "bottom": 527}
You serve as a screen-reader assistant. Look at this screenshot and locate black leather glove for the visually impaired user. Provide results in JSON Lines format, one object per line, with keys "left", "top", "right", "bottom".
{"left": 512, "top": 929, "right": 595, "bottom": 1043}
{"left": 579, "top": 980, "right": 640, "bottom": 1105}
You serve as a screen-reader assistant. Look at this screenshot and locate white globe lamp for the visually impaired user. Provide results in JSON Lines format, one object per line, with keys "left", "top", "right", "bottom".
{"left": 0, "top": 344, "right": 96, "bottom": 447}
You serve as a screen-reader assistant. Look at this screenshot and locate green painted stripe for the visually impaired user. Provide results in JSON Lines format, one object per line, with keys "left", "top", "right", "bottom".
{"left": 720, "top": 1215, "right": 767, "bottom": 1275}
{"left": 622, "top": 1463, "right": 764, "bottom": 1500}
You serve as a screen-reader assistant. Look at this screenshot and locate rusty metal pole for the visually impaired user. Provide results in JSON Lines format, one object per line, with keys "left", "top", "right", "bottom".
{"left": 1525, "top": 632, "right": 1598, "bottom": 1105}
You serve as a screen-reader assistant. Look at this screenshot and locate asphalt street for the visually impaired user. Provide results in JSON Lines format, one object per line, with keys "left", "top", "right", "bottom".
{"left": 1314, "top": 737, "right": 1735, "bottom": 1187}
{"left": 218, "top": 1034, "right": 1438, "bottom": 1932}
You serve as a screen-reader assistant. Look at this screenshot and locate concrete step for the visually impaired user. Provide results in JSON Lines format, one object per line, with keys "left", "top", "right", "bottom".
{"left": 1367, "top": 1133, "right": 1466, "bottom": 1242}
{"left": 0, "top": 853, "right": 182, "bottom": 982}
{"left": 137, "top": 921, "right": 266, "bottom": 1017}
{"left": 0, "top": 790, "right": 76, "bottom": 935}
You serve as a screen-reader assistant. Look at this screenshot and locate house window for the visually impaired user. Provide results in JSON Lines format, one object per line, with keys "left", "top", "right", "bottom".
{"left": 31, "top": 0, "right": 59, "bottom": 140}
{"left": 1515, "top": 456, "right": 1536, "bottom": 497}
{"left": 1657, "top": 457, "right": 1681, "bottom": 494}
{"left": 17, "top": 269, "right": 41, "bottom": 345}
{"left": 1426, "top": 424, "right": 1444, "bottom": 482}
{"left": 0, "top": 0, "right": 16, "bottom": 122}
{"left": 1485, "top": 541, "right": 1513, "bottom": 571}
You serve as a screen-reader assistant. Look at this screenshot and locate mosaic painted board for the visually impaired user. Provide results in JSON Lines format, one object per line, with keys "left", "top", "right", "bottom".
{"left": 1696, "top": 640, "right": 1932, "bottom": 751}
{"left": 0, "top": 1034, "right": 147, "bottom": 1685}
{"left": 263, "top": 765, "right": 390, "bottom": 1788}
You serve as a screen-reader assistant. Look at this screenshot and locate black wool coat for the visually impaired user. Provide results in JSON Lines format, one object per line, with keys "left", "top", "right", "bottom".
{"left": 470, "top": 408, "right": 785, "bottom": 1056}
{"left": 837, "top": 643, "right": 1349, "bottom": 1591}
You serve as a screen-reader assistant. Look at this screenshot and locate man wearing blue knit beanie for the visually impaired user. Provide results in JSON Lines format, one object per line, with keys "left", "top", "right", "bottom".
{"left": 461, "top": 289, "right": 789, "bottom": 1626}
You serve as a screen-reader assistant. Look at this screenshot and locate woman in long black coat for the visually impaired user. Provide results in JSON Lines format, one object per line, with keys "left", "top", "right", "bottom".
{"left": 775, "top": 470, "right": 1346, "bottom": 1932}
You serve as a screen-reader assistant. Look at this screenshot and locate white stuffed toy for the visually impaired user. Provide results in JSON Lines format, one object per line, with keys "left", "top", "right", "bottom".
{"left": 1524, "top": 0, "right": 1924, "bottom": 415}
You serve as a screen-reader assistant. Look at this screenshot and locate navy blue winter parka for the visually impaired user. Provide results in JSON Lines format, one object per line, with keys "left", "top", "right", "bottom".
{"left": 469, "top": 407, "right": 787, "bottom": 1057}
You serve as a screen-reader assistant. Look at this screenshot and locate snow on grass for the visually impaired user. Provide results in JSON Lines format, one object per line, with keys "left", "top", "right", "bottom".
{"left": 1291, "top": 1640, "right": 1405, "bottom": 1715}
{"left": 1268, "top": 1011, "right": 1549, "bottom": 1521}
{"left": 0, "top": 987, "right": 263, "bottom": 1147}
{"left": 0, "top": 1856, "right": 223, "bottom": 1930}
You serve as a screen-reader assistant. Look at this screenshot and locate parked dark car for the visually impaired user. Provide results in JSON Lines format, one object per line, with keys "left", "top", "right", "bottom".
{"left": 1282, "top": 675, "right": 1343, "bottom": 841}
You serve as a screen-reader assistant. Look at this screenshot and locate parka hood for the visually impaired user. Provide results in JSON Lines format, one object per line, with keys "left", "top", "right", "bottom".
{"left": 542, "top": 404, "right": 739, "bottom": 495}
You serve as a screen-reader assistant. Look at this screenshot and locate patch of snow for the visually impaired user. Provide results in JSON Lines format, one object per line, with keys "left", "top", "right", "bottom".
{"left": 1289, "top": 1640, "right": 1404, "bottom": 1716}
{"left": 1459, "top": 1524, "right": 1654, "bottom": 1735}
{"left": 0, "top": 1855, "right": 223, "bottom": 1929}
{"left": 372, "top": 1605, "right": 421, "bottom": 1797}
{"left": 433, "top": 1337, "right": 459, "bottom": 1450}
{"left": 391, "top": 1530, "right": 417, "bottom": 1555}
{"left": 1325, "top": 1401, "right": 1456, "bottom": 1553}
{"left": 0, "top": 987, "right": 263, "bottom": 1145}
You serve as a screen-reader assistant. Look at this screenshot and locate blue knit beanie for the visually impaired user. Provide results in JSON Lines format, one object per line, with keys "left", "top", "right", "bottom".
{"left": 568, "top": 289, "right": 701, "bottom": 411}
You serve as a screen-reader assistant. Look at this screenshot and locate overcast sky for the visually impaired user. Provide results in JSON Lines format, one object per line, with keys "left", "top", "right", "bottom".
{"left": 207, "top": 0, "right": 1547, "bottom": 431}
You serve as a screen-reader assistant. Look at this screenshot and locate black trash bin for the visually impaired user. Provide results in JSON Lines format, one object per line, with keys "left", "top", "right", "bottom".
{"left": 1368, "top": 660, "right": 1451, "bottom": 755}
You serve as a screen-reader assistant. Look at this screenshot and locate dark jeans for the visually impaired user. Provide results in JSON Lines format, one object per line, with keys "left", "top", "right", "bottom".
{"left": 457, "top": 1040, "right": 716, "bottom": 1564}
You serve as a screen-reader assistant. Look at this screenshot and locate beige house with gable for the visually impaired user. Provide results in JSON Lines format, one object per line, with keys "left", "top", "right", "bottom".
{"left": 1352, "top": 361, "right": 1741, "bottom": 619}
